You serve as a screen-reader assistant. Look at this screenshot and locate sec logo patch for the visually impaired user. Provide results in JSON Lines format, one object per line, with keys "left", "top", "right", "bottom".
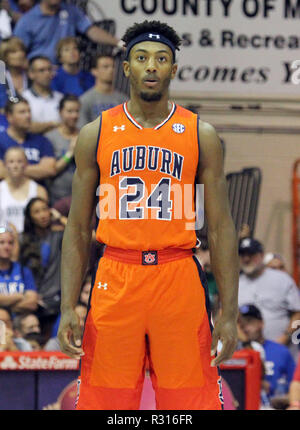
{"left": 172, "top": 123, "right": 185, "bottom": 134}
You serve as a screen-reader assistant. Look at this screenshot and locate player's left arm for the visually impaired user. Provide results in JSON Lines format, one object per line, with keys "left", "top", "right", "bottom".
{"left": 197, "top": 120, "right": 239, "bottom": 366}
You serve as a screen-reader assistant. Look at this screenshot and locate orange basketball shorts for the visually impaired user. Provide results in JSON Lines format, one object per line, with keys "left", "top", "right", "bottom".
{"left": 76, "top": 248, "right": 223, "bottom": 410}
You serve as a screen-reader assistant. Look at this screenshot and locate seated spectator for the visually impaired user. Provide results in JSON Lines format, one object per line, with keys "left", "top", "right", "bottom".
{"left": 0, "top": 305, "right": 27, "bottom": 351}
{"left": 0, "top": 36, "right": 29, "bottom": 110}
{"left": 44, "top": 302, "right": 87, "bottom": 351}
{"left": 0, "top": 147, "right": 48, "bottom": 233}
{"left": 13, "top": 312, "right": 41, "bottom": 333}
{"left": 24, "top": 331, "right": 44, "bottom": 350}
{"left": 45, "top": 94, "right": 79, "bottom": 205}
{"left": 1, "top": 0, "right": 35, "bottom": 25}
{"left": 239, "top": 304, "right": 296, "bottom": 402}
{"left": 0, "top": 97, "right": 56, "bottom": 181}
{"left": 13, "top": 0, "right": 121, "bottom": 64}
{"left": 51, "top": 37, "right": 94, "bottom": 97}
{"left": 0, "top": 225, "right": 38, "bottom": 314}
{"left": 79, "top": 54, "right": 128, "bottom": 128}
{"left": 79, "top": 274, "right": 91, "bottom": 307}
{"left": 287, "top": 354, "right": 300, "bottom": 409}
{"left": 22, "top": 56, "right": 63, "bottom": 124}
{"left": 0, "top": 3, "right": 12, "bottom": 40}
{"left": 19, "top": 197, "right": 64, "bottom": 337}
{"left": 238, "top": 237, "right": 300, "bottom": 353}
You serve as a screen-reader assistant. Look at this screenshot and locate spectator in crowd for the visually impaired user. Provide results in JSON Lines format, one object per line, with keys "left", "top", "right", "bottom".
{"left": 24, "top": 331, "right": 44, "bottom": 350}
{"left": 79, "top": 54, "right": 128, "bottom": 128}
{"left": 0, "top": 97, "right": 56, "bottom": 181}
{"left": 22, "top": 56, "right": 63, "bottom": 124}
{"left": 45, "top": 94, "right": 79, "bottom": 205}
{"left": 238, "top": 237, "right": 300, "bottom": 353}
{"left": 44, "top": 301, "right": 87, "bottom": 351}
{"left": 51, "top": 37, "right": 94, "bottom": 97}
{"left": 1, "top": 0, "right": 35, "bottom": 26}
{"left": 0, "top": 305, "right": 31, "bottom": 351}
{"left": 19, "top": 197, "right": 65, "bottom": 337}
{"left": 0, "top": 2, "right": 13, "bottom": 40}
{"left": 0, "top": 225, "right": 38, "bottom": 314}
{"left": 13, "top": 0, "right": 122, "bottom": 64}
{"left": 263, "top": 252, "right": 286, "bottom": 272}
{"left": 0, "top": 36, "right": 29, "bottom": 110}
{"left": 0, "top": 147, "right": 48, "bottom": 233}
{"left": 287, "top": 354, "right": 300, "bottom": 409}
{"left": 13, "top": 312, "right": 41, "bottom": 340}
{"left": 238, "top": 304, "right": 296, "bottom": 401}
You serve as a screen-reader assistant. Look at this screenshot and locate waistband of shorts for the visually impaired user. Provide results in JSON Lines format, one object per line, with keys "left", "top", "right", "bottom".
{"left": 103, "top": 246, "right": 193, "bottom": 265}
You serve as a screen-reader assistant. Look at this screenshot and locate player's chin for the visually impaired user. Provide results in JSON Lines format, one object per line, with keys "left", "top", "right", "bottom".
{"left": 140, "top": 90, "right": 162, "bottom": 102}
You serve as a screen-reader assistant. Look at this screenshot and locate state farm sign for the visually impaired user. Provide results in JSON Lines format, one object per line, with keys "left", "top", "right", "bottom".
{"left": 0, "top": 352, "right": 79, "bottom": 371}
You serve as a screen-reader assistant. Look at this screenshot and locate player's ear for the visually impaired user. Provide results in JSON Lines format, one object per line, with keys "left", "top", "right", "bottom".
{"left": 123, "top": 61, "right": 130, "bottom": 78}
{"left": 171, "top": 63, "right": 178, "bottom": 80}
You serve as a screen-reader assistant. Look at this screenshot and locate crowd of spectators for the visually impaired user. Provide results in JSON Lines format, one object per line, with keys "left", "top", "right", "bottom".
{"left": 0, "top": 0, "right": 126, "bottom": 352}
{"left": 0, "top": 0, "right": 299, "bottom": 412}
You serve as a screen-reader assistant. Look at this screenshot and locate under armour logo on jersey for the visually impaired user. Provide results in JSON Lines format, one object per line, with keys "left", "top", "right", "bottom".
{"left": 172, "top": 123, "right": 185, "bottom": 134}
{"left": 113, "top": 125, "right": 125, "bottom": 132}
{"left": 149, "top": 33, "right": 160, "bottom": 39}
{"left": 97, "top": 282, "right": 108, "bottom": 290}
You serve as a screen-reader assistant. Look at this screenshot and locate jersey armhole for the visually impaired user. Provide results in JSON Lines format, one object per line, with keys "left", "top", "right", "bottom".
{"left": 95, "top": 113, "right": 103, "bottom": 161}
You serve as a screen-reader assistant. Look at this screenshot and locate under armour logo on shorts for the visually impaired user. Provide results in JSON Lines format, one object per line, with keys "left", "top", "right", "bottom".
{"left": 142, "top": 251, "right": 158, "bottom": 265}
{"left": 98, "top": 282, "right": 108, "bottom": 290}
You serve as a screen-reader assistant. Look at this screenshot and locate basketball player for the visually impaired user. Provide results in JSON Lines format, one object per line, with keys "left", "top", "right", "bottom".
{"left": 58, "top": 20, "right": 239, "bottom": 410}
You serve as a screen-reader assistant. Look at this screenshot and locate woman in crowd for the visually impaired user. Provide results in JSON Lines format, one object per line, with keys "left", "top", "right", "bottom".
{"left": 0, "top": 36, "right": 28, "bottom": 110}
{"left": 0, "top": 146, "right": 48, "bottom": 233}
{"left": 19, "top": 197, "right": 66, "bottom": 337}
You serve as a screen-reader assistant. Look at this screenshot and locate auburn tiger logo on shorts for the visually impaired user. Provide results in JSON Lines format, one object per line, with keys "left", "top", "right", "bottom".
{"left": 142, "top": 251, "right": 158, "bottom": 265}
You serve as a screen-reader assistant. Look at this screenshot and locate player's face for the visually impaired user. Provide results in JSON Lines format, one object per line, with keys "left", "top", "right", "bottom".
{"left": 9, "top": 102, "right": 31, "bottom": 131}
{"left": 60, "top": 101, "right": 80, "bottom": 128}
{"left": 4, "top": 150, "right": 27, "bottom": 178}
{"left": 30, "top": 200, "right": 51, "bottom": 230}
{"left": 0, "top": 233, "right": 14, "bottom": 260}
{"left": 123, "top": 41, "right": 177, "bottom": 102}
{"left": 60, "top": 42, "right": 80, "bottom": 65}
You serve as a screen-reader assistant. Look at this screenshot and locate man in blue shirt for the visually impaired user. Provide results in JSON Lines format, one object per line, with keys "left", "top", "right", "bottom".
{"left": 0, "top": 97, "right": 56, "bottom": 181}
{"left": 13, "top": 0, "right": 122, "bottom": 64}
{"left": 0, "top": 225, "right": 38, "bottom": 314}
{"left": 239, "top": 304, "right": 296, "bottom": 398}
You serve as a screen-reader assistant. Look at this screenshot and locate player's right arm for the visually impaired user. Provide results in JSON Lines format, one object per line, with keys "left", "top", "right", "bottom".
{"left": 58, "top": 118, "right": 100, "bottom": 359}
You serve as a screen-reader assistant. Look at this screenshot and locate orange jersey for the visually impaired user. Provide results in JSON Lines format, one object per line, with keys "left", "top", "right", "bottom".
{"left": 95, "top": 102, "right": 199, "bottom": 250}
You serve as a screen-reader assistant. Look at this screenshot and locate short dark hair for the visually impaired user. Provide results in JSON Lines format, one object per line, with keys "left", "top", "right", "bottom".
{"left": 59, "top": 94, "right": 80, "bottom": 111}
{"left": 122, "top": 20, "right": 181, "bottom": 61}
{"left": 29, "top": 55, "right": 52, "bottom": 69}
{"left": 91, "top": 53, "right": 114, "bottom": 69}
{"left": 4, "top": 96, "right": 29, "bottom": 115}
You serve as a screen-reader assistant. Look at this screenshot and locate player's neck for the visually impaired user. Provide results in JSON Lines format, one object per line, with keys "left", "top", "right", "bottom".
{"left": 127, "top": 93, "right": 172, "bottom": 128}
{"left": 7, "top": 126, "right": 27, "bottom": 143}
